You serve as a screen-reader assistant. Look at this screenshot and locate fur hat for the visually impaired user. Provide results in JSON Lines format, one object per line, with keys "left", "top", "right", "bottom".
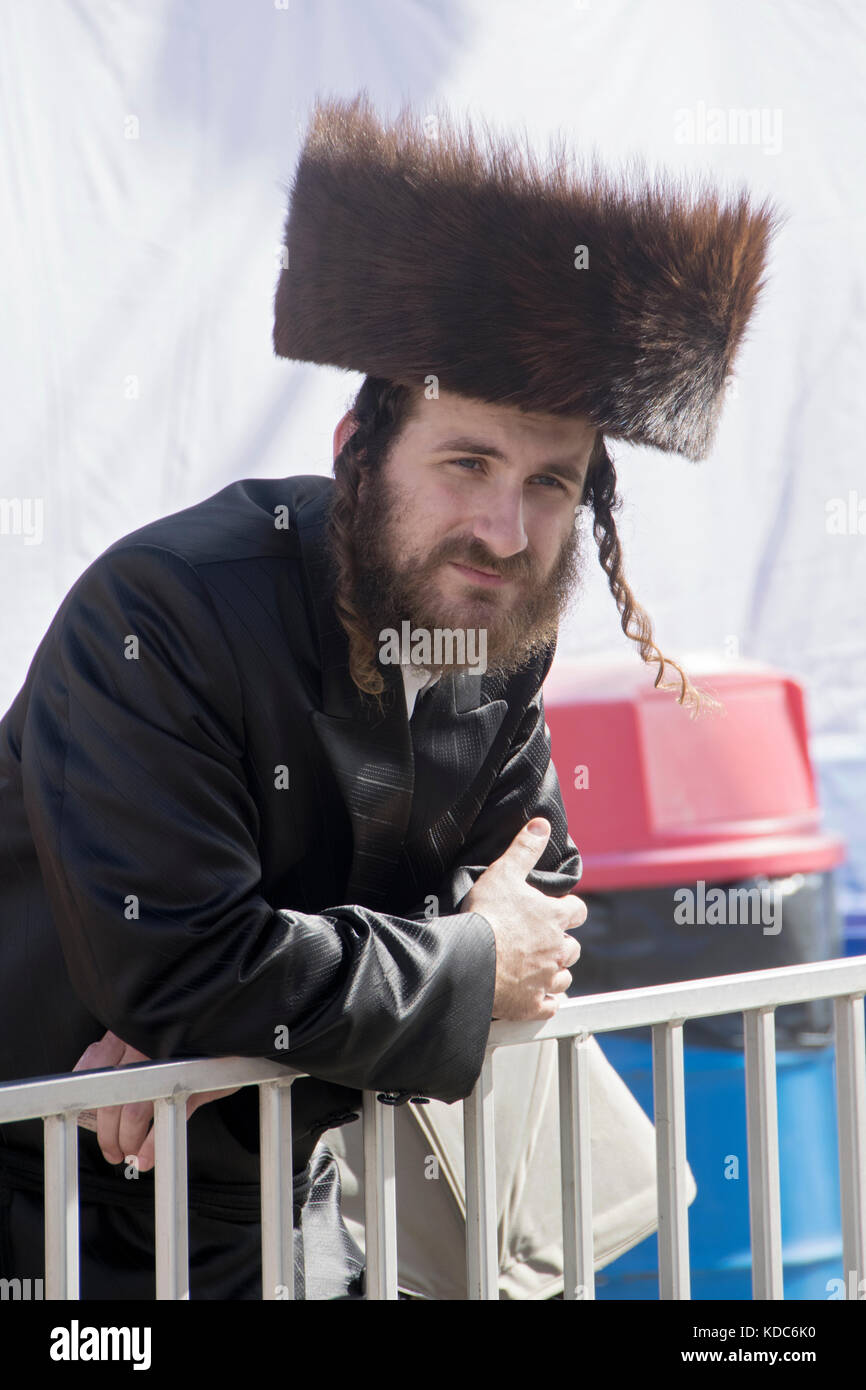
{"left": 273, "top": 92, "right": 783, "bottom": 461}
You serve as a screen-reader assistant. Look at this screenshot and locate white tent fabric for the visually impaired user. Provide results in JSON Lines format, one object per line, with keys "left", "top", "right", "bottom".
{"left": 1, "top": 0, "right": 864, "bottom": 915}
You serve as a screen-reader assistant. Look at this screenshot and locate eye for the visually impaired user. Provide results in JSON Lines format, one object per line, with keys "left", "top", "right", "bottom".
{"left": 449, "top": 458, "right": 568, "bottom": 491}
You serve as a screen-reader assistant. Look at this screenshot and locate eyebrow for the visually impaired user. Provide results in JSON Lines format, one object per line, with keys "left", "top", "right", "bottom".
{"left": 431, "top": 436, "right": 587, "bottom": 487}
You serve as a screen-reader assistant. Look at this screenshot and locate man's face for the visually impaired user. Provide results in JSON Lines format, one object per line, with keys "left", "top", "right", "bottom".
{"left": 339, "top": 389, "right": 597, "bottom": 680}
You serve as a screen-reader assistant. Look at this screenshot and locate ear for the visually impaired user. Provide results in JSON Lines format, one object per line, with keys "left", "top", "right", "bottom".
{"left": 333, "top": 410, "right": 360, "bottom": 463}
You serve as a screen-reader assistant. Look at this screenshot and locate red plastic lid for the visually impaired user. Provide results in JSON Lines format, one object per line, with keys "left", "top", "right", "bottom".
{"left": 542, "top": 655, "right": 846, "bottom": 891}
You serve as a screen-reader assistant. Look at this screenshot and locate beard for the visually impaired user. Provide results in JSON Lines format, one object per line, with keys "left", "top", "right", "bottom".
{"left": 347, "top": 461, "right": 588, "bottom": 681}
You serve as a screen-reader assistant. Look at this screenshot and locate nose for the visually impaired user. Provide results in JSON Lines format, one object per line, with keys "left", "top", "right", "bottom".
{"left": 469, "top": 484, "right": 528, "bottom": 559}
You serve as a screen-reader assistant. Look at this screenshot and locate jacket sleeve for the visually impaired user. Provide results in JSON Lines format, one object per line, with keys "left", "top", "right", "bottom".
{"left": 19, "top": 544, "right": 496, "bottom": 1105}
{"left": 404, "top": 661, "right": 583, "bottom": 924}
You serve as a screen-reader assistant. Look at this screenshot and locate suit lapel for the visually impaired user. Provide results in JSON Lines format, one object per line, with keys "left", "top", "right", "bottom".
{"left": 403, "top": 670, "right": 511, "bottom": 846}
{"left": 295, "top": 482, "right": 508, "bottom": 909}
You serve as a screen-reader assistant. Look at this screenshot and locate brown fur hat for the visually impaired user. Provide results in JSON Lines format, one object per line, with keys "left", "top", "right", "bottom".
{"left": 273, "top": 92, "right": 783, "bottom": 460}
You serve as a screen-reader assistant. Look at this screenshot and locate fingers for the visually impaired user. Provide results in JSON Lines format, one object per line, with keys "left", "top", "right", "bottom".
{"left": 117, "top": 1101, "right": 156, "bottom": 1166}
{"left": 565, "top": 894, "right": 588, "bottom": 930}
{"left": 549, "top": 967, "right": 574, "bottom": 995}
{"left": 110, "top": 1086, "right": 244, "bottom": 1173}
{"left": 509, "top": 984, "right": 572, "bottom": 1022}
{"left": 73, "top": 1033, "right": 137, "bottom": 1164}
{"left": 546, "top": 893, "right": 587, "bottom": 935}
{"left": 536, "top": 992, "right": 561, "bottom": 1021}
{"left": 73, "top": 1032, "right": 154, "bottom": 1166}
{"left": 96, "top": 1103, "right": 130, "bottom": 1165}
{"left": 98, "top": 1074, "right": 155, "bottom": 1167}
{"left": 492, "top": 817, "right": 552, "bottom": 881}
{"left": 134, "top": 1086, "right": 241, "bottom": 1173}
{"left": 77, "top": 1029, "right": 243, "bottom": 1170}
{"left": 547, "top": 934, "right": 579, "bottom": 995}
{"left": 72, "top": 1031, "right": 128, "bottom": 1074}
{"left": 561, "top": 934, "right": 581, "bottom": 969}
{"left": 536, "top": 923, "right": 580, "bottom": 973}
{"left": 96, "top": 1040, "right": 152, "bottom": 1164}
{"left": 135, "top": 1132, "right": 155, "bottom": 1174}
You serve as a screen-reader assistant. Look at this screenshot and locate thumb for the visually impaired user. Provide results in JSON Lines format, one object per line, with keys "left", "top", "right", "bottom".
{"left": 495, "top": 817, "right": 551, "bottom": 879}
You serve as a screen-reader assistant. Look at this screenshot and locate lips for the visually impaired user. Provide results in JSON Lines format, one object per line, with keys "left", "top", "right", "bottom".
{"left": 459, "top": 562, "right": 498, "bottom": 577}
{"left": 449, "top": 561, "right": 509, "bottom": 586}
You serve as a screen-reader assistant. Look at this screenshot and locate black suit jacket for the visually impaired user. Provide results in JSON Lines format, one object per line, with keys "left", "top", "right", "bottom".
{"left": 0, "top": 474, "right": 582, "bottom": 1210}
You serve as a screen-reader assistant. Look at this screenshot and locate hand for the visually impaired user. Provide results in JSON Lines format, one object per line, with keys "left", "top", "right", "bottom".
{"left": 463, "top": 817, "right": 586, "bottom": 1023}
{"left": 72, "top": 1029, "right": 240, "bottom": 1173}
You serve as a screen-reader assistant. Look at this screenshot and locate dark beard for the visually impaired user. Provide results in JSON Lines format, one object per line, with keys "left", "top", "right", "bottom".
{"left": 348, "top": 463, "right": 587, "bottom": 680}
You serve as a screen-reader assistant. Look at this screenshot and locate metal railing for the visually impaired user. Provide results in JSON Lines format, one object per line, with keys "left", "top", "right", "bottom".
{"left": 0, "top": 956, "right": 864, "bottom": 1300}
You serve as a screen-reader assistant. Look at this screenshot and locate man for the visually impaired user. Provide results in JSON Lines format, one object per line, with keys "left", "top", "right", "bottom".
{"left": 0, "top": 91, "right": 778, "bottom": 1298}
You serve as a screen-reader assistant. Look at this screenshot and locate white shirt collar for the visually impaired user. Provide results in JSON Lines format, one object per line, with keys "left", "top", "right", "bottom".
{"left": 399, "top": 663, "right": 440, "bottom": 720}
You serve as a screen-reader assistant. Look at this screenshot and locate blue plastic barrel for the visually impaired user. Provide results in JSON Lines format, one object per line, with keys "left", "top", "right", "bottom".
{"left": 844, "top": 913, "right": 866, "bottom": 959}
{"left": 594, "top": 1032, "right": 843, "bottom": 1300}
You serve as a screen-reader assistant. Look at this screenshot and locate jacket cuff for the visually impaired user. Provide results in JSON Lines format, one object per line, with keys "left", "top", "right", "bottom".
{"left": 389, "top": 907, "right": 497, "bottom": 1105}
{"left": 433, "top": 906, "right": 497, "bottom": 1101}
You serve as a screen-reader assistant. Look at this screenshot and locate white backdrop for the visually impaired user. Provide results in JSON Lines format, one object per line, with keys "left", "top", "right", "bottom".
{"left": 1, "top": 0, "right": 864, "bottom": 916}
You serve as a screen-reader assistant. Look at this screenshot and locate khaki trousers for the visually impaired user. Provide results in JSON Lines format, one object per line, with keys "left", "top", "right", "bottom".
{"left": 328, "top": 1035, "right": 698, "bottom": 1299}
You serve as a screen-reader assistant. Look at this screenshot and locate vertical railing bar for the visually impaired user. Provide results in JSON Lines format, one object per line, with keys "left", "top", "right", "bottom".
{"left": 43, "top": 1112, "right": 80, "bottom": 1300}
{"left": 652, "top": 1021, "right": 691, "bottom": 1299}
{"left": 743, "top": 1007, "right": 784, "bottom": 1299}
{"left": 463, "top": 1051, "right": 498, "bottom": 1300}
{"left": 834, "top": 994, "right": 866, "bottom": 1299}
{"left": 259, "top": 1079, "right": 295, "bottom": 1301}
{"left": 154, "top": 1093, "right": 190, "bottom": 1300}
{"left": 362, "top": 1091, "right": 398, "bottom": 1299}
{"left": 558, "top": 1034, "right": 594, "bottom": 1299}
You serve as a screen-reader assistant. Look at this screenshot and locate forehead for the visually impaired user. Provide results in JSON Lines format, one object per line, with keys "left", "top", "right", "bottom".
{"left": 403, "top": 389, "right": 597, "bottom": 460}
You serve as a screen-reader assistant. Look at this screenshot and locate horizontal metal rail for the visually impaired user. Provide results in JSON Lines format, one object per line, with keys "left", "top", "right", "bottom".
{"left": 0, "top": 1058, "right": 302, "bottom": 1301}
{"left": 0, "top": 957, "right": 864, "bottom": 1301}
{"left": 486, "top": 956, "right": 866, "bottom": 1044}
